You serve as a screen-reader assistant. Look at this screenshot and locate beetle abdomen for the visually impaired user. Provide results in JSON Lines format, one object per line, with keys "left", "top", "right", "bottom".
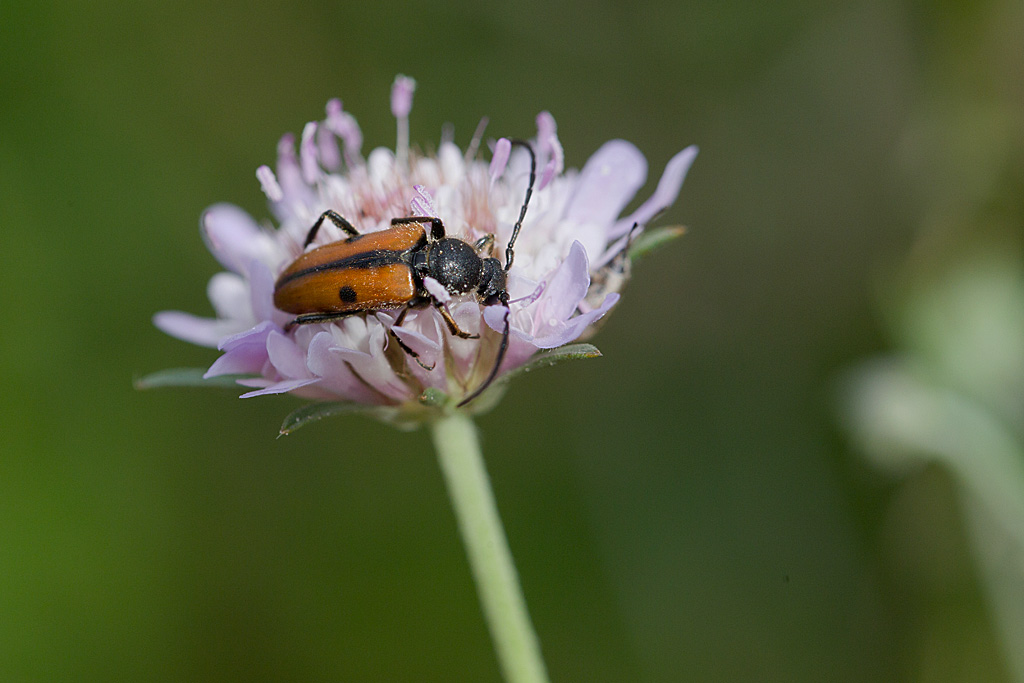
{"left": 274, "top": 262, "right": 415, "bottom": 314}
{"left": 273, "top": 222, "right": 426, "bottom": 315}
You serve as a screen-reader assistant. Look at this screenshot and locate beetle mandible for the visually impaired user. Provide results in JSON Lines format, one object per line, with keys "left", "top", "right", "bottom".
{"left": 273, "top": 139, "right": 536, "bottom": 407}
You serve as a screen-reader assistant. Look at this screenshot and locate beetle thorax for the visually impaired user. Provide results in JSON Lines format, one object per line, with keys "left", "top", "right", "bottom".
{"left": 428, "top": 238, "right": 482, "bottom": 294}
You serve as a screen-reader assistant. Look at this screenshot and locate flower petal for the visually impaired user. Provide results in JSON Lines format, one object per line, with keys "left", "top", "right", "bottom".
{"left": 201, "top": 204, "right": 279, "bottom": 275}
{"left": 387, "top": 310, "right": 448, "bottom": 390}
{"left": 531, "top": 293, "right": 618, "bottom": 349}
{"left": 388, "top": 315, "right": 442, "bottom": 358}
{"left": 535, "top": 111, "right": 564, "bottom": 191}
{"left": 205, "top": 321, "right": 276, "bottom": 377}
{"left": 316, "top": 123, "right": 341, "bottom": 171}
{"left": 218, "top": 320, "right": 276, "bottom": 351}
{"left": 325, "top": 99, "right": 363, "bottom": 165}
{"left": 273, "top": 133, "right": 317, "bottom": 219}
{"left": 615, "top": 145, "right": 698, "bottom": 238}
{"left": 535, "top": 241, "right": 590, "bottom": 323}
{"left": 266, "top": 330, "right": 309, "bottom": 379}
{"left": 300, "top": 121, "right": 320, "bottom": 185}
{"left": 483, "top": 305, "right": 509, "bottom": 333}
{"left": 563, "top": 140, "right": 647, "bottom": 225}
{"left": 207, "top": 272, "right": 251, "bottom": 320}
{"left": 306, "top": 331, "right": 381, "bottom": 403}
{"left": 239, "top": 377, "right": 321, "bottom": 398}
{"left": 438, "top": 141, "right": 466, "bottom": 183}
{"left": 329, "top": 320, "right": 412, "bottom": 401}
{"left": 489, "top": 138, "right": 512, "bottom": 182}
{"left": 535, "top": 111, "right": 564, "bottom": 174}
{"left": 153, "top": 310, "right": 246, "bottom": 349}
{"left": 422, "top": 276, "right": 451, "bottom": 304}
{"left": 256, "top": 165, "right": 284, "bottom": 202}
{"left": 248, "top": 259, "right": 287, "bottom": 326}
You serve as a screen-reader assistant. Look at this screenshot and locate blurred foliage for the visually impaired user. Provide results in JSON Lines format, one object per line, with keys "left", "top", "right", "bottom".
{"left": 842, "top": 0, "right": 1024, "bottom": 679}
{"left": 1, "top": 0, "right": 1022, "bottom": 681}
{"left": 843, "top": 250, "right": 1024, "bottom": 682}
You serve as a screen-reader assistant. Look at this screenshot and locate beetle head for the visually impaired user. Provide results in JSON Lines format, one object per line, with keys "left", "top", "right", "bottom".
{"left": 477, "top": 257, "right": 507, "bottom": 304}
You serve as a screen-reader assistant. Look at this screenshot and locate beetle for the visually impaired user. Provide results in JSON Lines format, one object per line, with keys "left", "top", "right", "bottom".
{"left": 273, "top": 139, "right": 536, "bottom": 407}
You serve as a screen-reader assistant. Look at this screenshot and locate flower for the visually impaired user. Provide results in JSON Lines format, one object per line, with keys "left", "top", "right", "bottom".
{"left": 154, "top": 76, "right": 697, "bottom": 418}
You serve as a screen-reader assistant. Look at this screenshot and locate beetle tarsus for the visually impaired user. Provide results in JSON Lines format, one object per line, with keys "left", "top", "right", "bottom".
{"left": 390, "top": 308, "right": 437, "bottom": 371}
{"left": 392, "top": 332, "right": 435, "bottom": 371}
{"left": 437, "top": 305, "right": 479, "bottom": 340}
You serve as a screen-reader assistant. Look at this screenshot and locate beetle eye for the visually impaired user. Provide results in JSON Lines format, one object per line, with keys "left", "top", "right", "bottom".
{"left": 476, "top": 258, "right": 504, "bottom": 299}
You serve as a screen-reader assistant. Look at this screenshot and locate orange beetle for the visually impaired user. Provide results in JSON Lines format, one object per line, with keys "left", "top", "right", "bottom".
{"left": 273, "top": 140, "right": 536, "bottom": 406}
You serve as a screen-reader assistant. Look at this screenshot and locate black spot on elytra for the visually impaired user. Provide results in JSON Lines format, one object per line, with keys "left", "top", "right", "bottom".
{"left": 338, "top": 285, "right": 358, "bottom": 303}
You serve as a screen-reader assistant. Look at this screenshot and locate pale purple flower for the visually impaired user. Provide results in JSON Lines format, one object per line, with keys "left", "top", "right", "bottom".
{"left": 154, "top": 79, "right": 697, "bottom": 414}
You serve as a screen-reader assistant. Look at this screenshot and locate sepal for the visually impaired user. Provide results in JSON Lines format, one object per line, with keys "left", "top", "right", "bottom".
{"left": 134, "top": 367, "right": 255, "bottom": 390}
{"left": 629, "top": 225, "right": 686, "bottom": 262}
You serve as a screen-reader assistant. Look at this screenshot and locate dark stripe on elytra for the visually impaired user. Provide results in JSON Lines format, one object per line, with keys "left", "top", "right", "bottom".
{"left": 276, "top": 249, "right": 404, "bottom": 287}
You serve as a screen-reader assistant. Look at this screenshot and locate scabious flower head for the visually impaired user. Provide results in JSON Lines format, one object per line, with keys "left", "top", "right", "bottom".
{"left": 154, "top": 76, "right": 697, "bottom": 423}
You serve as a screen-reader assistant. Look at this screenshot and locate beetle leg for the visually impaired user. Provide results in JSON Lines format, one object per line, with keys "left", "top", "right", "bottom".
{"left": 611, "top": 222, "right": 642, "bottom": 273}
{"left": 284, "top": 309, "right": 363, "bottom": 330}
{"left": 473, "top": 234, "right": 495, "bottom": 255}
{"left": 436, "top": 304, "right": 480, "bottom": 340}
{"left": 304, "top": 210, "right": 360, "bottom": 247}
{"left": 397, "top": 296, "right": 478, "bottom": 342}
{"left": 391, "top": 308, "right": 435, "bottom": 370}
{"left": 285, "top": 309, "right": 435, "bottom": 371}
{"left": 457, "top": 292, "right": 511, "bottom": 407}
{"left": 391, "top": 215, "right": 445, "bottom": 240}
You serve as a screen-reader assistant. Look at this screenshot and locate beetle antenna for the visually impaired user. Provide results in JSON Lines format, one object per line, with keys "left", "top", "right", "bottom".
{"left": 457, "top": 139, "right": 535, "bottom": 406}
{"left": 503, "top": 139, "right": 536, "bottom": 272}
{"left": 457, "top": 295, "right": 510, "bottom": 407}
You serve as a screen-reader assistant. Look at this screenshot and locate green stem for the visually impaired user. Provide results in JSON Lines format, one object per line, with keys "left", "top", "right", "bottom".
{"left": 430, "top": 412, "right": 550, "bottom": 683}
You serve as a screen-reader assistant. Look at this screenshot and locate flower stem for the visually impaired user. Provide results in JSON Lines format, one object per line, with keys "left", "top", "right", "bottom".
{"left": 430, "top": 412, "right": 550, "bottom": 683}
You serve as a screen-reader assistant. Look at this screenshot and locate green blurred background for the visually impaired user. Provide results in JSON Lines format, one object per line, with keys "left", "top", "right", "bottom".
{"left": 3, "top": 0, "right": 1023, "bottom": 680}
